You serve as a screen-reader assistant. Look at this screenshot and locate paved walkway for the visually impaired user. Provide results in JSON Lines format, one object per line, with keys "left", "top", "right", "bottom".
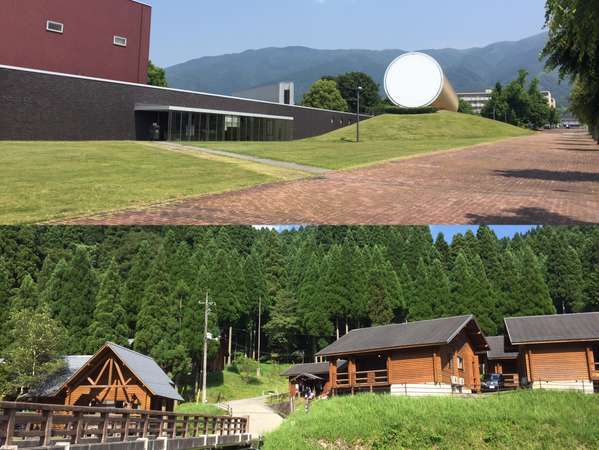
{"left": 227, "top": 396, "right": 284, "bottom": 437}
{"left": 158, "top": 142, "right": 330, "bottom": 175}
{"left": 65, "top": 129, "right": 599, "bottom": 225}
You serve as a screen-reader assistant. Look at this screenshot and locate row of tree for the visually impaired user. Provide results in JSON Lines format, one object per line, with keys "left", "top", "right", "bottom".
{"left": 1, "top": 225, "right": 598, "bottom": 400}
{"left": 480, "top": 70, "right": 559, "bottom": 129}
{"left": 543, "top": 0, "right": 599, "bottom": 141}
{"left": 301, "top": 72, "right": 381, "bottom": 113}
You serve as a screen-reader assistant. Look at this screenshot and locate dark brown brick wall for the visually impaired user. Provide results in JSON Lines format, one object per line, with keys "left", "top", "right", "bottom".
{"left": 0, "top": 67, "right": 368, "bottom": 140}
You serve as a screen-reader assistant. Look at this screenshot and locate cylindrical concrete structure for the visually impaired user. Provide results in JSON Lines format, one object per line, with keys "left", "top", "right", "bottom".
{"left": 384, "top": 52, "right": 459, "bottom": 112}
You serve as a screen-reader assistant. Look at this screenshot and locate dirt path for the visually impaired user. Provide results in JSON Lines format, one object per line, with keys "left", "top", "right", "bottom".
{"left": 64, "top": 129, "right": 599, "bottom": 225}
{"left": 227, "top": 396, "right": 284, "bottom": 437}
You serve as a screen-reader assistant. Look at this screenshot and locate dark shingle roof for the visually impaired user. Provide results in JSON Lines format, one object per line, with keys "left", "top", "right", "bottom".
{"left": 281, "top": 362, "right": 330, "bottom": 377}
{"left": 505, "top": 312, "right": 599, "bottom": 345}
{"left": 29, "top": 355, "right": 92, "bottom": 398}
{"left": 106, "top": 343, "right": 183, "bottom": 401}
{"left": 316, "top": 315, "right": 486, "bottom": 357}
{"left": 485, "top": 336, "right": 519, "bottom": 360}
{"left": 281, "top": 360, "right": 347, "bottom": 377}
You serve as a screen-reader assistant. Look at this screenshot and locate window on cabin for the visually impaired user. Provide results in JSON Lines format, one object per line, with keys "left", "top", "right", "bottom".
{"left": 46, "top": 20, "right": 64, "bottom": 34}
{"left": 457, "top": 355, "right": 464, "bottom": 370}
{"left": 594, "top": 348, "right": 599, "bottom": 371}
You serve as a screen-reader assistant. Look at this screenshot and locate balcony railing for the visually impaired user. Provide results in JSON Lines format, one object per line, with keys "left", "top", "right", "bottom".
{"left": 0, "top": 401, "right": 248, "bottom": 448}
{"left": 335, "top": 370, "right": 389, "bottom": 389}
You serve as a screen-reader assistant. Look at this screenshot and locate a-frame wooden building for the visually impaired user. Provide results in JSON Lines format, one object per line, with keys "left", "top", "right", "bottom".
{"left": 29, "top": 342, "right": 183, "bottom": 411}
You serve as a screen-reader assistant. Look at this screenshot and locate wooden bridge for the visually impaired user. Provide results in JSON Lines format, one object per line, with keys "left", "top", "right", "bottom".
{"left": 0, "top": 402, "right": 253, "bottom": 450}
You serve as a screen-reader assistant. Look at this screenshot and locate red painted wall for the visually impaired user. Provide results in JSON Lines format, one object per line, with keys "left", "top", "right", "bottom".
{"left": 0, "top": 0, "right": 151, "bottom": 84}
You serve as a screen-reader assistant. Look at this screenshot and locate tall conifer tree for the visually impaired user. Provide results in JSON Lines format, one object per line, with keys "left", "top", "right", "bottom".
{"left": 87, "top": 259, "right": 129, "bottom": 352}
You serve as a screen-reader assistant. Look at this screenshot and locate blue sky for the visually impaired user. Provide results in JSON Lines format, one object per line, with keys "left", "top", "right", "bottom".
{"left": 143, "top": 0, "right": 548, "bottom": 67}
{"left": 429, "top": 225, "right": 538, "bottom": 242}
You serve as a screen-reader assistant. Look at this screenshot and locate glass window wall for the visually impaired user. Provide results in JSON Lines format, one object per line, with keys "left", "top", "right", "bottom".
{"left": 167, "top": 111, "right": 293, "bottom": 142}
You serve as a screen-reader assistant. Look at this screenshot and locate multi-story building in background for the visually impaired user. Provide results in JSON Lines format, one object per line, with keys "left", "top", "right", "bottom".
{"left": 457, "top": 89, "right": 557, "bottom": 115}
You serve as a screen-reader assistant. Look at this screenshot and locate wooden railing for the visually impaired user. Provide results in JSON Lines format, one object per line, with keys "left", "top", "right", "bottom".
{"left": 335, "top": 370, "right": 389, "bottom": 389}
{"left": 502, "top": 374, "right": 520, "bottom": 389}
{"left": 0, "top": 402, "right": 248, "bottom": 448}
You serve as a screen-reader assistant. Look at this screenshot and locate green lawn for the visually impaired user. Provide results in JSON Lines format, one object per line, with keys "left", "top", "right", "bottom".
{"left": 196, "top": 112, "right": 532, "bottom": 170}
{"left": 201, "top": 362, "right": 291, "bottom": 403}
{"left": 176, "top": 402, "right": 228, "bottom": 416}
{"left": 0, "top": 141, "right": 302, "bottom": 224}
{"left": 264, "top": 391, "right": 599, "bottom": 450}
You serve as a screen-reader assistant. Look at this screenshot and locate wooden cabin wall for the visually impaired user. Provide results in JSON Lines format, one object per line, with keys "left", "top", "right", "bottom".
{"left": 388, "top": 348, "right": 435, "bottom": 384}
{"left": 524, "top": 343, "right": 592, "bottom": 382}
{"left": 439, "top": 330, "right": 480, "bottom": 390}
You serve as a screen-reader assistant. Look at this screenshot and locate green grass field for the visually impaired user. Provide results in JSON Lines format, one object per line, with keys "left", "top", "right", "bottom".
{"left": 196, "top": 112, "right": 533, "bottom": 170}
{"left": 0, "top": 141, "right": 302, "bottom": 224}
{"left": 264, "top": 391, "right": 599, "bottom": 450}
{"left": 175, "top": 402, "right": 228, "bottom": 416}
{"left": 202, "top": 362, "right": 290, "bottom": 403}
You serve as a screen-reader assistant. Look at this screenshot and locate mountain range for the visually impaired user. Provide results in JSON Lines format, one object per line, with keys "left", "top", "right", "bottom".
{"left": 165, "top": 32, "right": 570, "bottom": 106}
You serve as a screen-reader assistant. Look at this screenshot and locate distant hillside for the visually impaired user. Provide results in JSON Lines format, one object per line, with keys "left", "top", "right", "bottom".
{"left": 166, "top": 32, "right": 571, "bottom": 106}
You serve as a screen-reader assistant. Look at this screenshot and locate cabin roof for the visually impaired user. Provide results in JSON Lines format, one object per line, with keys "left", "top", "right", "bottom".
{"left": 485, "top": 336, "right": 519, "bottom": 360}
{"left": 281, "top": 360, "right": 348, "bottom": 377}
{"left": 505, "top": 312, "right": 599, "bottom": 345}
{"left": 316, "top": 315, "right": 488, "bottom": 357}
{"left": 29, "top": 355, "right": 92, "bottom": 398}
{"left": 30, "top": 343, "right": 183, "bottom": 401}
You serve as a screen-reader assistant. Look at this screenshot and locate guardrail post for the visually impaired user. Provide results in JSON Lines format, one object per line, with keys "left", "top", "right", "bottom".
{"left": 3, "top": 407, "right": 16, "bottom": 447}
{"left": 100, "top": 412, "right": 109, "bottom": 443}
{"left": 73, "top": 412, "right": 84, "bottom": 444}
{"left": 42, "top": 409, "right": 54, "bottom": 447}
{"left": 142, "top": 413, "right": 150, "bottom": 438}
{"left": 171, "top": 415, "right": 177, "bottom": 438}
{"left": 182, "top": 416, "right": 189, "bottom": 438}
{"left": 193, "top": 416, "right": 199, "bottom": 437}
{"left": 122, "top": 413, "right": 130, "bottom": 441}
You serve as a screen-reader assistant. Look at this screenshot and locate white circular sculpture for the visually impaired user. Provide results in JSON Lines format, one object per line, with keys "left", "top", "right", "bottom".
{"left": 384, "top": 52, "right": 459, "bottom": 112}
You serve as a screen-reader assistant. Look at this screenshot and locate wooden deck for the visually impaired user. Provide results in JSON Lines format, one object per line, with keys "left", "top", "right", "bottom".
{"left": 0, "top": 402, "right": 249, "bottom": 449}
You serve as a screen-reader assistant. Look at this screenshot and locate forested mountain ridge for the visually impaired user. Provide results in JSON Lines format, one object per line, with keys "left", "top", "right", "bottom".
{"left": 166, "top": 32, "right": 571, "bottom": 105}
{"left": 1, "top": 225, "right": 598, "bottom": 400}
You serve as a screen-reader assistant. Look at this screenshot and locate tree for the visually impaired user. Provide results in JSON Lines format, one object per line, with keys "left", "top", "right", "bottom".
{"left": 427, "top": 259, "right": 451, "bottom": 318}
{"left": 0, "top": 258, "right": 12, "bottom": 351}
{"left": 11, "top": 274, "right": 38, "bottom": 311}
{"left": 121, "top": 240, "right": 155, "bottom": 334}
{"left": 481, "top": 82, "right": 509, "bottom": 122}
{"left": 516, "top": 246, "right": 556, "bottom": 317}
{"left": 408, "top": 259, "right": 432, "bottom": 321}
{"left": 147, "top": 61, "right": 168, "bottom": 87}
{"left": 527, "top": 78, "right": 551, "bottom": 129}
{"left": 458, "top": 99, "right": 475, "bottom": 115}
{"left": 448, "top": 252, "right": 478, "bottom": 316}
{"left": 542, "top": 0, "right": 599, "bottom": 141}
{"left": 546, "top": 238, "right": 585, "bottom": 314}
{"left": 86, "top": 259, "right": 129, "bottom": 353}
{"left": 41, "top": 246, "right": 98, "bottom": 354}
{"left": 301, "top": 79, "right": 349, "bottom": 112}
{"left": 2, "top": 307, "right": 66, "bottom": 399}
{"left": 334, "top": 72, "right": 381, "bottom": 113}
{"left": 264, "top": 289, "right": 301, "bottom": 354}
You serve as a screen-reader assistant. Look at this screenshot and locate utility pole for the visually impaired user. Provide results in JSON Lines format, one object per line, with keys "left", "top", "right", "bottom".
{"left": 356, "top": 86, "right": 363, "bottom": 143}
{"left": 200, "top": 291, "right": 212, "bottom": 404}
{"left": 227, "top": 326, "right": 232, "bottom": 366}
{"left": 256, "top": 296, "right": 262, "bottom": 377}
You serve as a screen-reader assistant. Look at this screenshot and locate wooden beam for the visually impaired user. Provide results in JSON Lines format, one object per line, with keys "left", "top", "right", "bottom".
{"left": 94, "top": 358, "right": 111, "bottom": 385}
{"left": 586, "top": 346, "right": 594, "bottom": 380}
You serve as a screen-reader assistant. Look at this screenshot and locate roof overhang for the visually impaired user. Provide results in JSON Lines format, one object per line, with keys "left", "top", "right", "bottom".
{"left": 134, "top": 104, "right": 294, "bottom": 121}
{"left": 508, "top": 338, "right": 599, "bottom": 346}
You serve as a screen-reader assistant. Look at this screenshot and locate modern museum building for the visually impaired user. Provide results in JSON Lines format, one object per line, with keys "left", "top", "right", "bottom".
{"left": 0, "top": 0, "right": 365, "bottom": 142}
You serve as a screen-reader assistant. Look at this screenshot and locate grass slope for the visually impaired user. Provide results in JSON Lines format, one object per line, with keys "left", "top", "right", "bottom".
{"left": 0, "top": 141, "right": 301, "bottom": 224}
{"left": 184, "top": 363, "right": 290, "bottom": 405}
{"left": 264, "top": 391, "right": 599, "bottom": 450}
{"left": 197, "top": 112, "right": 532, "bottom": 170}
{"left": 176, "top": 403, "right": 227, "bottom": 416}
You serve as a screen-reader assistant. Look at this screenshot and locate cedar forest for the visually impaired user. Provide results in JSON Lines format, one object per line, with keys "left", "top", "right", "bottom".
{"left": 1, "top": 225, "right": 598, "bottom": 400}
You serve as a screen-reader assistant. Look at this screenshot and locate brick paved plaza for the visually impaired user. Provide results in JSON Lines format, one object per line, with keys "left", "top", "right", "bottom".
{"left": 65, "top": 129, "right": 599, "bottom": 225}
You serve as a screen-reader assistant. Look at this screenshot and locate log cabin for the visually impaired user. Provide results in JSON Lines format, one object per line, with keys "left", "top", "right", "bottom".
{"left": 316, "top": 315, "right": 489, "bottom": 396}
{"left": 481, "top": 336, "right": 520, "bottom": 388}
{"left": 505, "top": 312, "right": 599, "bottom": 394}
{"left": 28, "top": 342, "right": 183, "bottom": 410}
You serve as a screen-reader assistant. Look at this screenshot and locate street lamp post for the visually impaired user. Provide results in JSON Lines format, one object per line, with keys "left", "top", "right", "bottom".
{"left": 356, "top": 86, "right": 363, "bottom": 143}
